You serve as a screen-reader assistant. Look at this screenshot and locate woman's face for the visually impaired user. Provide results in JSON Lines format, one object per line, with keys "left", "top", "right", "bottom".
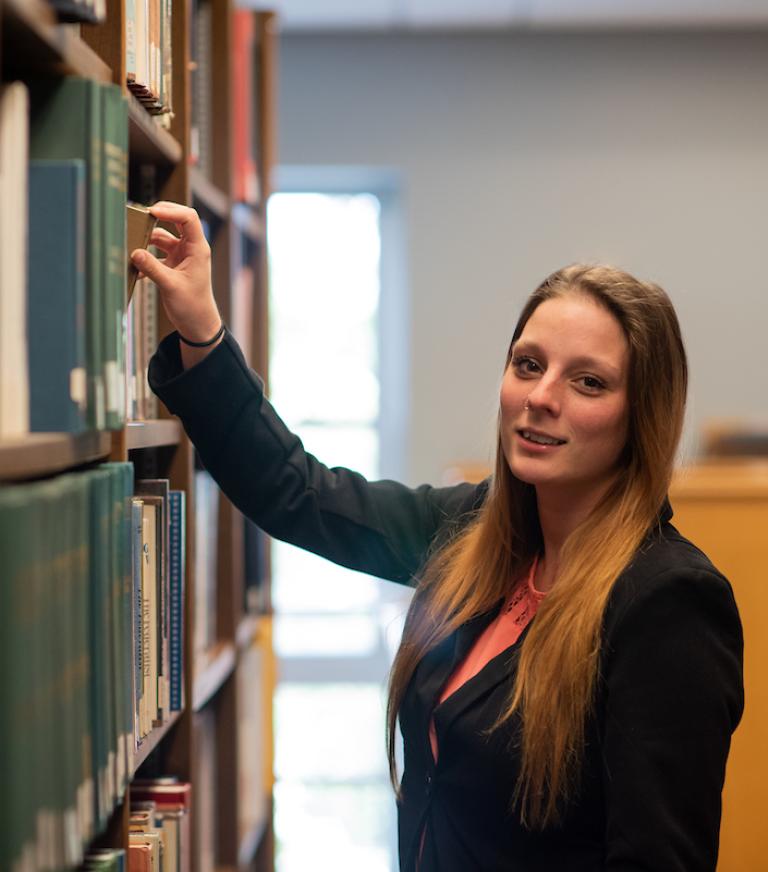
{"left": 500, "top": 293, "right": 630, "bottom": 502}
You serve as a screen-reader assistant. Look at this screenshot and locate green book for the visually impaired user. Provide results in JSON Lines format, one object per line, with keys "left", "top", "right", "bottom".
{"left": 0, "top": 487, "right": 35, "bottom": 870}
{"left": 87, "top": 468, "right": 111, "bottom": 830}
{"left": 72, "top": 472, "right": 95, "bottom": 846}
{"left": 101, "top": 86, "right": 129, "bottom": 430}
{"left": 30, "top": 78, "right": 106, "bottom": 431}
{"left": 27, "top": 159, "right": 88, "bottom": 433}
{"left": 103, "top": 462, "right": 135, "bottom": 793}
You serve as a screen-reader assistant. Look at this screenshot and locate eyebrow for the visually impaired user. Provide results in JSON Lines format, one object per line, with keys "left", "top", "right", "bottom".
{"left": 512, "top": 340, "right": 623, "bottom": 379}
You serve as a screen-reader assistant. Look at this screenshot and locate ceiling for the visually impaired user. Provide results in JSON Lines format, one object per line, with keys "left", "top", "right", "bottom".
{"left": 242, "top": 0, "right": 768, "bottom": 31}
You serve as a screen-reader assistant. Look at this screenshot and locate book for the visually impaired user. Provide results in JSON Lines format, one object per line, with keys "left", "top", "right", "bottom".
{"left": 132, "top": 780, "right": 192, "bottom": 872}
{"left": 193, "top": 468, "right": 219, "bottom": 662}
{"left": 237, "top": 639, "right": 268, "bottom": 844}
{"left": 190, "top": 0, "right": 212, "bottom": 174}
{"left": 102, "top": 85, "right": 129, "bottom": 430}
{"left": 127, "top": 0, "right": 174, "bottom": 126}
{"left": 195, "top": 709, "right": 217, "bottom": 872}
{"left": 27, "top": 160, "right": 88, "bottom": 433}
{"left": 29, "top": 79, "right": 128, "bottom": 432}
{"left": 135, "top": 479, "right": 171, "bottom": 723}
{"left": 139, "top": 500, "right": 159, "bottom": 737}
{"left": 0, "top": 82, "right": 30, "bottom": 439}
{"left": 168, "top": 491, "right": 186, "bottom": 712}
{"left": 30, "top": 78, "right": 106, "bottom": 430}
{"left": 102, "top": 463, "right": 136, "bottom": 796}
{"left": 126, "top": 204, "right": 158, "bottom": 303}
{"left": 232, "top": 10, "right": 260, "bottom": 205}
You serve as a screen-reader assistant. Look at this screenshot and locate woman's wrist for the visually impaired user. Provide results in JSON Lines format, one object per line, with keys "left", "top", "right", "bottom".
{"left": 180, "top": 330, "right": 225, "bottom": 370}
{"left": 176, "top": 310, "right": 225, "bottom": 370}
{"left": 178, "top": 321, "right": 225, "bottom": 348}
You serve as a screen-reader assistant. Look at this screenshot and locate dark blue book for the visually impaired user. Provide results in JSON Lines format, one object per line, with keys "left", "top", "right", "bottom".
{"left": 27, "top": 160, "right": 87, "bottom": 433}
{"left": 168, "top": 490, "right": 186, "bottom": 712}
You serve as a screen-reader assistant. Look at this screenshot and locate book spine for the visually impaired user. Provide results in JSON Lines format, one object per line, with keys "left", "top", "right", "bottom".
{"left": 27, "top": 160, "right": 88, "bottom": 433}
{"left": 102, "top": 86, "right": 129, "bottom": 430}
{"left": 126, "top": 0, "right": 137, "bottom": 82}
{"left": 0, "top": 83, "right": 31, "bottom": 438}
{"left": 131, "top": 499, "right": 144, "bottom": 743}
{"left": 168, "top": 491, "right": 186, "bottom": 712}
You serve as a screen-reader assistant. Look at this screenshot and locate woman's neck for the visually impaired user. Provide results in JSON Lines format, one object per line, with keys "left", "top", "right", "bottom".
{"left": 534, "top": 481, "right": 612, "bottom": 593}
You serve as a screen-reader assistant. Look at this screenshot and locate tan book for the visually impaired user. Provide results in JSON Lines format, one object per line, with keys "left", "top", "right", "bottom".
{"left": 0, "top": 83, "right": 30, "bottom": 438}
{"left": 140, "top": 501, "right": 158, "bottom": 737}
{"left": 126, "top": 203, "right": 157, "bottom": 303}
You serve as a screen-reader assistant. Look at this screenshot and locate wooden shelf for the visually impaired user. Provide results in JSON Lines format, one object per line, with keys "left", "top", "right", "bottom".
{"left": 126, "top": 419, "right": 182, "bottom": 451}
{"left": 1, "top": 0, "right": 112, "bottom": 82}
{"left": 128, "top": 94, "right": 183, "bottom": 168}
{"left": 231, "top": 202, "right": 264, "bottom": 245}
{"left": 193, "top": 641, "right": 237, "bottom": 712}
{"left": 0, "top": 431, "right": 112, "bottom": 482}
{"left": 132, "top": 710, "right": 182, "bottom": 773}
{"left": 190, "top": 167, "right": 230, "bottom": 221}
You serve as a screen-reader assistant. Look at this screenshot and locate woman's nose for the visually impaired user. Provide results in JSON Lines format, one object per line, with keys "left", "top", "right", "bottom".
{"left": 526, "top": 377, "right": 562, "bottom": 416}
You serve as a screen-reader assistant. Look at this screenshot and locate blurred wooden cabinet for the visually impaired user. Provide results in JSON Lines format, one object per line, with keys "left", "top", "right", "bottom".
{"left": 670, "top": 462, "right": 768, "bottom": 872}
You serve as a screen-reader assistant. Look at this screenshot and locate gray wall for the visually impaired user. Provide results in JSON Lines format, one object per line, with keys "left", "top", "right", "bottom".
{"left": 277, "top": 31, "right": 768, "bottom": 486}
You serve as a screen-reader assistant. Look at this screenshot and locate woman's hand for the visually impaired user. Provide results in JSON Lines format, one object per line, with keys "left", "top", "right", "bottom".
{"left": 130, "top": 201, "right": 224, "bottom": 365}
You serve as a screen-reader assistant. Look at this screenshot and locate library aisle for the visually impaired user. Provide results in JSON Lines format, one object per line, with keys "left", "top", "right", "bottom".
{"left": 0, "top": 1, "right": 278, "bottom": 870}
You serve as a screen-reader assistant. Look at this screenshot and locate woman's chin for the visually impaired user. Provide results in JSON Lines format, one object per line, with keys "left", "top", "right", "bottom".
{"left": 506, "top": 458, "right": 560, "bottom": 488}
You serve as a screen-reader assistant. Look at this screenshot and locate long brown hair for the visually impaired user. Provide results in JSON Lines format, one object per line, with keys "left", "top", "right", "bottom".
{"left": 386, "top": 264, "right": 688, "bottom": 828}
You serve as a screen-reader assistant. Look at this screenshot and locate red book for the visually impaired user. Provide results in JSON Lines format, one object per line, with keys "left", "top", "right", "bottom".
{"left": 232, "top": 10, "right": 259, "bottom": 204}
{"left": 128, "top": 843, "right": 152, "bottom": 872}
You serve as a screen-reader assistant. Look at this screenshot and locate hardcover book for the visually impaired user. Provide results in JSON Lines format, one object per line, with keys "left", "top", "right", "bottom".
{"left": 126, "top": 204, "right": 157, "bottom": 303}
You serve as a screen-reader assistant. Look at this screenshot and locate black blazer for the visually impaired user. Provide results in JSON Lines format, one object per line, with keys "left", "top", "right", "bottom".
{"left": 149, "top": 329, "right": 744, "bottom": 872}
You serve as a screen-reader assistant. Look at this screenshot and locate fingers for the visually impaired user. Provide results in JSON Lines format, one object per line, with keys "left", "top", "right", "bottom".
{"left": 149, "top": 201, "right": 207, "bottom": 246}
{"left": 149, "top": 226, "right": 181, "bottom": 254}
{"left": 130, "top": 248, "right": 177, "bottom": 291}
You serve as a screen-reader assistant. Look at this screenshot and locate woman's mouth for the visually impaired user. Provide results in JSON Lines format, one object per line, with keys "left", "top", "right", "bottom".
{"left": 517, "top": 429, "right": 567, "bottom": 447}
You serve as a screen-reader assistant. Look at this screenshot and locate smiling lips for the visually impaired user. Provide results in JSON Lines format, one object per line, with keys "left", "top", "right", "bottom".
{"left": 518, "top": 428, "right": 567, "bottom": 447}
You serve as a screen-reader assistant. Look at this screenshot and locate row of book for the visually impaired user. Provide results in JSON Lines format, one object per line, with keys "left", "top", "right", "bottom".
{"left": 190, "top": 2, "right": 260, "bottom": 205}
{"left": 77, "top": 779, "right": 192, "bottom": 871}
{"left": 0, "top": 78, "right": 167, "bottom": 436}
{"left": 0, "top": 78, "right": 129, "bottom": 438}
{"left": 0, "top": 466, "right": 186, "bottom": 872}
{"left": 45, "top": 0, "right": 173, "bottom": 132}
{"left": 127, "top": 0, "right": 174, "bottom": 128}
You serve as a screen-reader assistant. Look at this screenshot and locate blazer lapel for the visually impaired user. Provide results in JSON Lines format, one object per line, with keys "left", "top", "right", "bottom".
{"left": 410, "top": 607, "right": 502, "bottom": 741}
{"left": 432, "top": 621, "right": 532, "bottom": 743}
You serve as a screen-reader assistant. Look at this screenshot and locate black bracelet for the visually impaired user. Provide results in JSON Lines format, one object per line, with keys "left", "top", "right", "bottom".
{"left": 178, "top": 322, "right": 226, "bottom": 348}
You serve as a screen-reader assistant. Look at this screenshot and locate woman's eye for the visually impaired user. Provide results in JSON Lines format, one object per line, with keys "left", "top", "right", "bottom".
{"left": 511, "top": 356, "right": 541, "bottom": 375}
{"left": 578, "top": 375, "right": 605, "bottom": 392}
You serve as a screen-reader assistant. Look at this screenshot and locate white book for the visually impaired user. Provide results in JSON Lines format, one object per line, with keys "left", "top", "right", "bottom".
{"left": 0, "top": 83, "right": 30, "bottom": 439}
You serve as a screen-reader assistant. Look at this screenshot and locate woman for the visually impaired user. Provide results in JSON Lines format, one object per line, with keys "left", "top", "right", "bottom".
{"left": 136, "top": 201, "right": 743, "bottom": 872}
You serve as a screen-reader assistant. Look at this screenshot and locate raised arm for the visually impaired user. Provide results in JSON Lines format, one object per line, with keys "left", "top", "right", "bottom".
{"left": 135, "top": 202, "right": 487, "bottom": 584}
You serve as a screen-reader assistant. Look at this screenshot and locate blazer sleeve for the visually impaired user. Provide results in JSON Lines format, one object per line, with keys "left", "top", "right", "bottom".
{"left": 600, "top": 566, "right": 744, "bottom": 871}
{"left": 148, "top": 329, "right": 486, "bottom": 584}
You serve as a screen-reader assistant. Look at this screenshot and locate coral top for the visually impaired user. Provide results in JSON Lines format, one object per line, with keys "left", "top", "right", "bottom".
{"left": 429, "top": 557, "right": 546, "bottom": 761}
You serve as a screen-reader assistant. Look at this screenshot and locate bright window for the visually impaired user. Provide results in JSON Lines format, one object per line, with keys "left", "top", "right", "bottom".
{"left": 268, "top": 191, "right": 399, "bottom": 872}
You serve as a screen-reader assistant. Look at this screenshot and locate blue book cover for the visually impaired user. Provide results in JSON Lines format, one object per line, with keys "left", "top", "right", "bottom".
{"left": 27, "top": 160, "right": 87, "bottom": 433}
{"left": 168, "top": 490, "right": 186, "bottom": 712}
